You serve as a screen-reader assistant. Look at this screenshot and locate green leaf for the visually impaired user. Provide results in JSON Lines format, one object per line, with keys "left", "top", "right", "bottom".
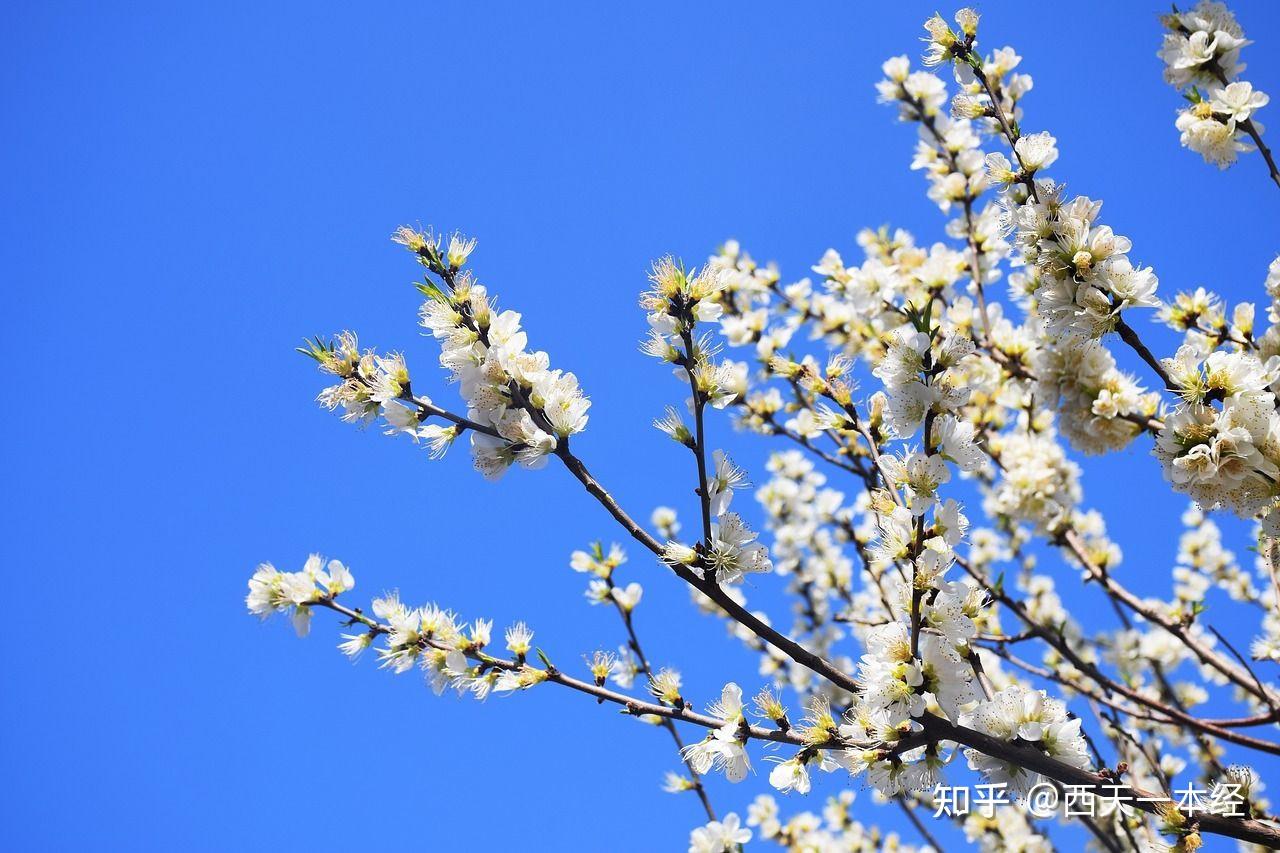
{"left": 296, "top": 336, "right": 332, "bottom": 361}
{"left": 414, "top": 280, "right": 448, "bottom": 302}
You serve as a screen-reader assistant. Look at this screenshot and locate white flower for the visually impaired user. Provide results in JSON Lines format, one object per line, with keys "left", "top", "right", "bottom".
{"left": 884, "top": 380, "right": 941, "bottom": 438}
{"left": 984, "top": 429, "right": 1081, "bottom": 535}
{"left": 662, "top": 541, "right": 699, "bottom": 567}
{"left": 1160, "top": 24, "right": 1247, "bottom": 88}
{"left": 680, "top": 731, "right": 751, "bottom": 783}
{"left": 306, "top": 555, "right": 354, "bottom": 596}
{"left": 1176, "top": 110, "right": 1249, "bottom": 169}
{"left": 857, "top": 622, "right": 925, "bottom": 723}
{"left": 648, "top": 667, "right": 683, "bottom": 704}
{"left": 702, "top": 513, "right": 773, "bottom": 584}
{"left": 400, "top": 270, "right": 590, "bottom": 476}
{"left": 935, "top": 415, "right": 985, "bottom": 472}
{"left": 654, "top": 406, "right": 692, "bottom": 444}
{"left": 959, "top": 685, "right": 1090, "bottom": 796}
{"left": 505, "top": 621, "right": 534, "bottom": 656}
{"left": 337, "top": 632, "right": 372, "bottom": 659}
{"left": 710, "top": 682, "right": 746, "bottom": 727}
{"left": 1210, "top": 81, "right": 1269, "bottom": 122}
{"left": 663, "top": 771, "right": 695, "bottom": 793}
{"left": 874, "top": 327, "right": 930, "bottom": 386}
{"left": 611, "top": 582, "right": 643, "bottom": 612}
{"left": 881, "top": 451, "right": 951, "bottom": 516}
{"left": 984, "top": 151, "right": 1017, "bottom": 184}
{"left": 1098, "top": 257, "right": 1159, "bottom": 309}
{"left": 585, "top": 578, "right": 612, "bottom": 605}
{"left": 446, "top": 232, "right": 477, "bottom": 268}
{"left": 651, "top": 506, "right": 681, "bottom": 538}
{"left": 611, "top": 646, "right": 640, "bottom": 689}
{"left": 586, "top": 650, "right": 617, "bottom": 682}
{"left": 688, "top": 813, "right": 752, "bottom": 853}
{"left": 902, "top": 71, "right": 947, "bottom": 114}
{"left": 767, "top": 757, "right": 812, "bottom": 794}
{"left": 921, "top": 14, "right": 957, "bottom": 67}
{"left": 416, "top": 424, "right": 457, "bottom": 459}
{"left": 707, "top": 450, "right": 749, "bottom": 516}
{"left": 882, "top": 55, "right": 910, "bottom": 84}
{"left": 1014, "top": 132, "right": 1058, "bottom": 172}
{"left": 366, "top": 353, "right": 410, "bottom": 404}
{"left": 382, "top": 400, "right": 420, "bottom": 433}
{"left": 466, "top": 618, "right": 492, "bottom": 648}
{"left": 246, "top": 561, "right": 318, "bottom": 637}
{"left": 569, "top": 542, "right": 626, "bottom": 577}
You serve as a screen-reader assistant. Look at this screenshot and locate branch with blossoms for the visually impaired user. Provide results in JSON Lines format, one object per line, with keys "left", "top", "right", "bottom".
{"left": 1159, "top": 1, "right": 1280, "bottom": 188}
{"left": 248, "top": 5, "right": 1280, "bottom": 851}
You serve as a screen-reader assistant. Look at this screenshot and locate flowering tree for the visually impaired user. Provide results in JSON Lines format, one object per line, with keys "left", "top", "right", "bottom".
{"left": 247, "top": 4, "right": 1280, "bottom": 851}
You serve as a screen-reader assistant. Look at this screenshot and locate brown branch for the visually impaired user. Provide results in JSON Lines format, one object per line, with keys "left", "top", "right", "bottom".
{"left": 606, "top": 581, "right": 716, "bottom": 820}
{"left": 552, "top": 444, "right": 863, "bottom": 695}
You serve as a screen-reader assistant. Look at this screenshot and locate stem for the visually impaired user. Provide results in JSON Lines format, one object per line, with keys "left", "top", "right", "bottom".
{"left": 310, "top": 597, "right": 814, "bottom": 747}
{"left": 1061, "top": 529, "right": 1280, "bottom": 708}
{"left": 902, "top": 91, "right": 993, "bottom": 345}
{"left": 896, "top": 797, "right": 943, "bottom": 851}
{"left": 1202, "top": 62, "right": 1280, "bottom": 191}
{"left": 679, "top": 327, "right": 714, "bottom": 545}
{"left": 553, "top": 444, "right": 862, "bottom": 694}
{"left": 309, "top": 593, "right": 1280, "bottom": 846}
{"left": 412, "top": 396, "right": 502, "bottom": 438}
{"left": 1114, "top": 316, "right": 1173, "bottom": 390}
{"left": 609, "top": 589, "right": 715, "bottom": 820}
{"left": 961, "top": 198, "right": 994, "bottom": 344}
{"left": 1238, "top": 116, "right": 1280, "bottom": 190}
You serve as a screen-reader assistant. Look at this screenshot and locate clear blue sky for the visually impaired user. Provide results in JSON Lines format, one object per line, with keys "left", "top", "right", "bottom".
{"left": 4, "top": 2, "right": 1279, "bottom": 850}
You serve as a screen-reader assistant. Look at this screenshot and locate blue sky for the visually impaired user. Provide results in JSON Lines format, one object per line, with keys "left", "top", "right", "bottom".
{"left": 4, "top": 1, "right": 1279, "bottom": 850}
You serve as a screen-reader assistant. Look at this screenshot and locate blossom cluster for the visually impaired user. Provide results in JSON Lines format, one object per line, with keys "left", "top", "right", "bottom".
{"left": 1160, "top": 1, "right": 1270, "bottom": 169}
{"left": 310, "top": 227, "right": 592, "bottom": 481}
{"left": 1155, "top": 344, "right": 1280, "bottom": 514}
{"left": 246, "top": 554, "right": 353, "bottom": 637}
{"left": 249, "top": 554, "right": 550, "bottom": 698}
{"left": 958, "top": 685, "right": 1091, "bottom": 797}
{"left": 1143, "top": 231, "right": 1280, "bottom": 526}
{"left": 406, "top": 228, "right": 591, "bottom": 479}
